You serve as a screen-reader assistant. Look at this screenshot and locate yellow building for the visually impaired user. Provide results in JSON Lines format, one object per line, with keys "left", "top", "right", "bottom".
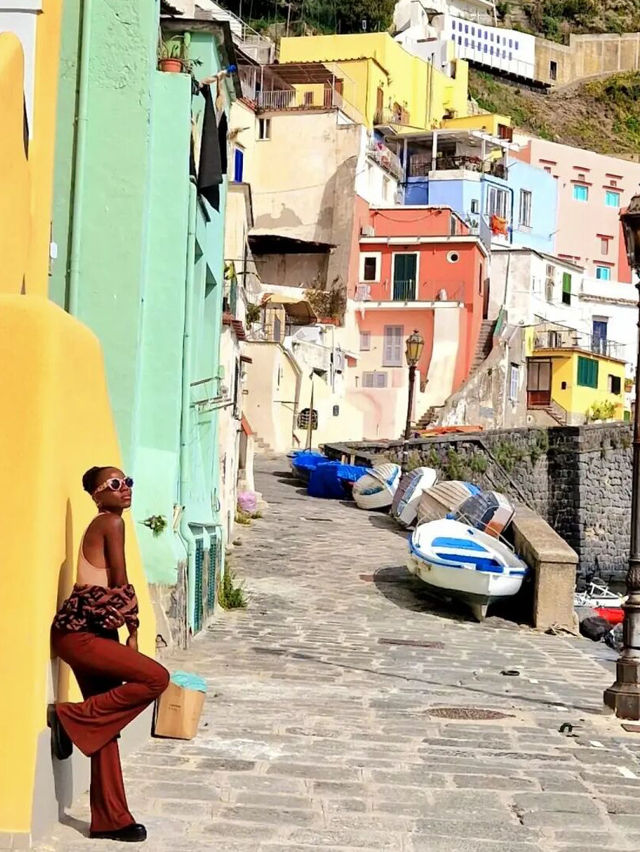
{"left": 278, "top": 32, "right": 469, "bottom": 131}
{"left": 0, "top": 5, "right": 155, "bottom": 844}
{"left": 527, "top": 325, "right": 627, "bottom": 425}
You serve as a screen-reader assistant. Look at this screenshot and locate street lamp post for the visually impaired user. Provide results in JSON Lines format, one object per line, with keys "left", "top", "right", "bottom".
{"left": 401, "top": 329, "right": 425, "bottom": 471}
{"left": 604, "top": 193, "right": 640, "bottom": 719}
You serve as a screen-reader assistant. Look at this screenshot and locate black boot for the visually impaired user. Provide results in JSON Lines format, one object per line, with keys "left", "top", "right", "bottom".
{"left": 89, "top": 824, "right": 147, "bottom": 842}
{"left": 47, "top": 704, "right": 72, "bottom": 761}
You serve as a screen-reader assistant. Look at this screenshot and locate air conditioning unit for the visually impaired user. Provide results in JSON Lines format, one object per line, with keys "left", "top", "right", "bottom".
{"left": 360, "top": 225, "right": 375, "bottom": 237}
{"left": 355, "top": 284, "right": 371, "bottom": 301}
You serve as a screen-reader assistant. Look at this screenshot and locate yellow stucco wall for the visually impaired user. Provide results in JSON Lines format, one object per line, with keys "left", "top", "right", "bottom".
{"left": 0, "top": 34, "right": 30, "bottom": 295}
{"left": 0, "top": 297, "right": 157, "bottom": 834}
{"left": 442, "top": 113, "right": 512, "bottom": 134}
{"left": 279, "top": 33, "right": 469, "bottom": 130}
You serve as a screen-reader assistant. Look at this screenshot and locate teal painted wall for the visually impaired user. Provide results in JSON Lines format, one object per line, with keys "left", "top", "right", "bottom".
{"left": 134, "top": 70, "right": 192, "bottom": 584}
{"left": 51, "top": 7, "right": 233, "bottom": 631}
{"left": 50, "top": 0, "right": 158, "bottom": 469}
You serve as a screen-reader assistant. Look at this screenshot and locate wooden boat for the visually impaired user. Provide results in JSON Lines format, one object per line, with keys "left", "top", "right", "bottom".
{"left": 416, "top": 481, "right": 480, "bottom": 526}
{"left": 391, "top": 467, "right": 438, "bottom": 527}
{"left": 353, "top": 463, "right": 402, "bottom": 511}
{"left": 452, "top": 490, "right": 515, "bottom": 538}
{"left": 407, "top": 518, "right": 528, "bottom": 621}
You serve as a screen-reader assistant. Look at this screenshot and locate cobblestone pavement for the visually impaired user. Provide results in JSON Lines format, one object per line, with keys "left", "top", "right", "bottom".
{"left": 36, "top": 458, "right": 640, "bottom": 852}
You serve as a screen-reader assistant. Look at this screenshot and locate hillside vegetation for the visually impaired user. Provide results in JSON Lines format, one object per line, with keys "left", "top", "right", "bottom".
{"left": 469, "top": 68, "right": 640, "bottom": 158}
{"left": 506, "top": 0, "right": 640, "bottom": 42}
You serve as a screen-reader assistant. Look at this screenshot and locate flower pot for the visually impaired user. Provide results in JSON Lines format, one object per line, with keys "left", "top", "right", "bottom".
{"left": 159, "top": 58, "right": 183, "bottom": 73}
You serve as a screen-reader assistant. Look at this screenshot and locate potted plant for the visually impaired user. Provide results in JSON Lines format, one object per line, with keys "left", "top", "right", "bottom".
{"left": 158, "top": 38, "right": 185, "bottom": 73}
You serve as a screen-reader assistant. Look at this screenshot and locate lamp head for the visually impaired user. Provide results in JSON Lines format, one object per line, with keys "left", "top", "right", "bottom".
{"left": 405, "top": 329, "right": 424, "bottom": 367}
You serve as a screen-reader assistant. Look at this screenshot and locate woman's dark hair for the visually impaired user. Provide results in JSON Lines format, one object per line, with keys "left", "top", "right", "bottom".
{"left": 82, "top": 466, "right": 110, "bottom": 494}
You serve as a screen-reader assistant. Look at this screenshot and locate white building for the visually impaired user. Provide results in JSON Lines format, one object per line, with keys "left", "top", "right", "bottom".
{"left": 490, "top": 247, "right": 637, "bottom": 375}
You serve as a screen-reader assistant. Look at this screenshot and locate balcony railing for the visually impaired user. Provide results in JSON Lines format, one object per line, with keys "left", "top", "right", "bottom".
{"left": 392, "top": 280, "right": 417, "bottom": 301}
{"left": 374, "top": 108, "right": 411, "bottom": 127}
{"left": 408, "top": 154, "right": 507, "bottom": 179}
{"left": 257, "top": 88, "right": 346, "bottom": 112}
{"left": 367, "top": 141, "right": 403, "bottom": 181}
{"left": 533, "top": 328, "right": 625, "bottom": 361}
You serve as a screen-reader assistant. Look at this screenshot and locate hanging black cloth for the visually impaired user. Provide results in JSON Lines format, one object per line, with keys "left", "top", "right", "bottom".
{"left": 218, "top": 110, "right": 228, "bottom": 175}
{"left": 197, "top": 83, "right": 223, "bottom": 211}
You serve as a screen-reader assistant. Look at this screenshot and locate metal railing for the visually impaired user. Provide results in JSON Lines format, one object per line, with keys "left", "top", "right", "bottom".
{"left": 367, "top": 141, "right": 404, "bottom": 180}
{"left": 408, "top": 154, "right": 508, "bottom": 179}
{"left": 257, "top": 88, "right": 345, "bottom": 112}
{"left": 533, "top": 328, "right": 625, "bottom": 361}
{"left": 392, "top": 279, "right": 417, "bottom": 301}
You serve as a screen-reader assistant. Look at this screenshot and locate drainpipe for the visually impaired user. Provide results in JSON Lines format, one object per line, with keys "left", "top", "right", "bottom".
{"left": 178, "top": 179, "right": 198, "bottom": 648}
{"left": 67, "top": 0, "right": 94, "bottom": 314}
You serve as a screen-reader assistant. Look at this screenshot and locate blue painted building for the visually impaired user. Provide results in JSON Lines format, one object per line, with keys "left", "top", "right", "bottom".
{"left": 392, "top": 129, "right": 557, "bottom": 254}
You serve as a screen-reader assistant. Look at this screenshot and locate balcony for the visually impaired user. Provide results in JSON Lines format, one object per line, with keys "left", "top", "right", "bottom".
{"left": 374, "top": 108, "right": 412, "bottom": 128}
{"left": 533, "top": 328, "right": 625, "bottom": 361}
{"left": 408, "top": 154, "right": 508, "bottom": 179}
{"left": 367, "top": 141, "right": 403, "bottom": 181}
{"left": 257, "top": 88, "right": 347, "bottom": 113}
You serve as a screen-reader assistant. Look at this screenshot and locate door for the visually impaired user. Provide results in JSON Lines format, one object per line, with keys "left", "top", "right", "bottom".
{"left": 592, "top": 319, "right": 608, "bottom": 355}
{"left": 233, "top": 147, "right": 244, "bottom": 182}
{"left": 376, "top": 86, "right": 384, "bottom": 122}
{"left": 527, "top": 359, "right": 551, "bottom": 407}
{"left": 392, "top": 254, "right": 418, "bottom": 301}
{"left": 383, "top": 325, "right": 404, "bottom": 366}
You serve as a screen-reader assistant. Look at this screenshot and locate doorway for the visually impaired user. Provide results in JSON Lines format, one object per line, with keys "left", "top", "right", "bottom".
{"left": 527, "top": 358, "right": 552, "bottom": 407}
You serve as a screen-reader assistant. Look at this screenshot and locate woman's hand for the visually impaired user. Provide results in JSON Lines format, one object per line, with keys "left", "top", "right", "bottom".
{"left": 126, "top": 632, "right": 138, "bottom": 653}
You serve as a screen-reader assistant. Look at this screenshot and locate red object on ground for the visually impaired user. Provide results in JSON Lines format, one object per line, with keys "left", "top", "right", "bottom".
{"left": 594, "top": 607, "right": 624, "bottom": 625}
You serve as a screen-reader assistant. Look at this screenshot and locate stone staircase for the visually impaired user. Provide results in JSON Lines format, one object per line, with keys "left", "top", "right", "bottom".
{"left": 413, "top": 320, "right": 496, "bottom": 431}
{"left": 529, "top": 401, "right": 567, "bottom": 427}
{"left": 471, "top": 319, "right": 496, "bottom": 373}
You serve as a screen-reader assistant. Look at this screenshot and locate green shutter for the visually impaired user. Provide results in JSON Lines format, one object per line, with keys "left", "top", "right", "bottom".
{"left": 577, "top": 356, "right": 598, "bottom": 389}
{"left": 562, "top": 273, "right": 571, "bottom": 294}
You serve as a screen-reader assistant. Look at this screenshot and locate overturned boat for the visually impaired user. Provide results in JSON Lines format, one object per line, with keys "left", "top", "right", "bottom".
{"left": 391, "top": 467, "right": 439, "bottom": 527}
{"left": 407, "top": 518, "right": 528, "bottom": 621}
{"left": 416, "top": 481, "right": 480, "bottom": 526}
{"left": 452, "top": 490, "right": 515, "bottom": 538}
{"left": 353, "top": 463, "right": 402, "bottom": 511}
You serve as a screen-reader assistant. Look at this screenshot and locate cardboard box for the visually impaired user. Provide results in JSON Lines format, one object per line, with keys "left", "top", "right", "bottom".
{"left": 153, "top": 681, "right": 205, "bottom": 740}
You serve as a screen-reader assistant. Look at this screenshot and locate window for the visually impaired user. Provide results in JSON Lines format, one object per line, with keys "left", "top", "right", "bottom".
{"left": 233, "top": 147, "right": 244, "bottom": 183}
{"left": 359, "top": 330, "right": 371, "bottom": 351}
{"left": 605, "top": 190, "right": 620, "bottom": 208}
{"left": 447, "top": 251, "right": 460, "bottom": 263}
{"left": 484, "top": 44, "right": 488, "bottom": 53}
{"left": 518, "top": 189, "right": 532, "bottom": 227}
{"left": 544, "top": 166, "right": 551, "bottom": 174}
{"left": 360, "top": 253, "right": 380, "bottom": 282}
{"left": 610, "top": 179, "right": 618, "bottom": 188}
{"left": 362, "top": 371, "right": 388, "bottom": 388}
{"left": 577, "top": 356, "right": 598, "bottom": 389}
{"left": 601, "top": 237, "right": 610, "bottom": 255}
{"left": 516, "top": 40, "right": 520, "bottom": 49}
{"left": 471, "top": 198, "right": 479, "bottom": 214}
{"left": 593, "top": 319, "right": 608, "bottom": 354}
{"left": 486, "top": 185, "right": 508, "bottom": 218}
{"left": 596, "top": 265, "right": 611, "bottom": 281}
{"left": 509, "top": 364, "right": 519, "bottom": 401}
{"left": 303, "top": 91, "right": 314, "bottom": 106}
{"left": 258, "top": 118, "right": 271, "bottom": 140}
{"left": 573, "top": 184, "right": 588, "bottom": 202}
{"left": 383, "top": 325, "right": 404, "bottom": 367}
{"left": 608, "top": 374, "right": 622, "bottom": 395}
{"left": 562, "top": 272, "right": 571, "bottom": 305}
{"left": 550, "top": 60, "right": 557, "bottom": 80}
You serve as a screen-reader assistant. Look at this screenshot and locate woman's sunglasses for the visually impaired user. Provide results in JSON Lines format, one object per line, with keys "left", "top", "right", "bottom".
{"left": 94, "top": 476, "right": 134, "bottom": 495}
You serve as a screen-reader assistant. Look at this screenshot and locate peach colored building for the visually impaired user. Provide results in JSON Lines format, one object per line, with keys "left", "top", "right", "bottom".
{"left": 514, "top": 136, "right": 640, "bottom": 284}
{"left": 346, "top": 205, "right": 488, "bottom": 438}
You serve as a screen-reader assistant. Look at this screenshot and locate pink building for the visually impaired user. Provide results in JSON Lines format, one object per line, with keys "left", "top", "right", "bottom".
{"left": 346, "top": 205, "right": 489, "bottom": 438}
{"left": 515, "top": 137, "right": 640, "bottom": 284}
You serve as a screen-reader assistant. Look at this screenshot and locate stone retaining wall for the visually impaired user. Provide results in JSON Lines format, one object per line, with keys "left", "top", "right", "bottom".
{"left": 324, "top": 423, "right": 632, "bottom": 580}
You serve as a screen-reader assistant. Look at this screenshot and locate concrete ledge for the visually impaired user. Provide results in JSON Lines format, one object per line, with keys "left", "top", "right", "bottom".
{"left": 512, "top": 507, "right": 578, "bottom": 631}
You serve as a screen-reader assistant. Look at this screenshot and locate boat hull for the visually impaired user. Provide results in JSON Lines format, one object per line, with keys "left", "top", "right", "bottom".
{"left": 407, "top": 552, "right": 524, "bottom": 621}
{"left": 391, "top": 467, "right": 438, "bottom": 527}
{"left": 353, "top": 464, "right": 401, "bottom": 511}
{"left": 417, "top": 481, "right": 479, "bottom": 525}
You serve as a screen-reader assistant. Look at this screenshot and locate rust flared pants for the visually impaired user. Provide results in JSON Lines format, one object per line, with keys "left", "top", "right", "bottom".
{"left": 52, "top": 629, "right": 170, "bottom": 832}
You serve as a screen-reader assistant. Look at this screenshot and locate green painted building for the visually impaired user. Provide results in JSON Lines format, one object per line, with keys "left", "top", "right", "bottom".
{"left": 51, "top": 0, "right": 239, "bottom": 644}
